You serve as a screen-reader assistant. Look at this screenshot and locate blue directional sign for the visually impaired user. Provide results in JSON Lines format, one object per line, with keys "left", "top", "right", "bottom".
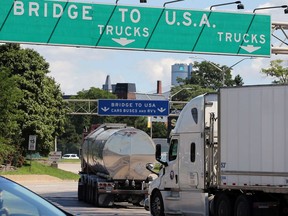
{"left": 98, "top": 99, "right": 169, "bottom": 116}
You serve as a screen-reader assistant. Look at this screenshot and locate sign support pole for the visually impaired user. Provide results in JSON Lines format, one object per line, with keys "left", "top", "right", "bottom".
{"left": 29, "top": 151, "right": 32, "bottom": 172}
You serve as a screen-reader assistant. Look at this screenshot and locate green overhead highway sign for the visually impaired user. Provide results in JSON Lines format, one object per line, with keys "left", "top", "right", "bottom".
{"left": 0, "top": 0, "right": 271, "bottom": 56}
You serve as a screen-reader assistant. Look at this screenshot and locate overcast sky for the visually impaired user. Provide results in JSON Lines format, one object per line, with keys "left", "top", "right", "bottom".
{"left": 23, "top": 0, "right": 288, "bottom": 95}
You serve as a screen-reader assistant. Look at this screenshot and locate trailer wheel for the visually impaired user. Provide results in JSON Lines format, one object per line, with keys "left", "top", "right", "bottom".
{"left": 215, "top": 193, "right": 233, "bottom": 216}
{"left": 234, "top": 195, "right": 252, "bottom": 216}
{"left": 83, "top": 180, "right": 87, "bottom": 202}
{"left": 93, "top": 185, "right": 99, "bottom": 207}
{"left": 150, "top": 190, "right": 164, "bottom": 216}
{"left": 86, "top": 182, "right": 91, "bottom": 203}
{"left": 78, "top": 179, "right": 83, "bottom": 201}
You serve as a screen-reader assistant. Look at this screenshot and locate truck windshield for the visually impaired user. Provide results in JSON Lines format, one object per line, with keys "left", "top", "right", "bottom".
{"left": 168, "top": 139, "right": 178, "bottom": 161}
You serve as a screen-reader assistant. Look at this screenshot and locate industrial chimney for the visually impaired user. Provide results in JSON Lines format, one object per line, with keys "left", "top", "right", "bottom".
{"left": 157, "top": 80, "right": 162, "bottom": 94}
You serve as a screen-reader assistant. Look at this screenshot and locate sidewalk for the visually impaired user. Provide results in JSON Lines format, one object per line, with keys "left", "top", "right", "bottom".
{"left": 2, "top": 174, "right": 78, "bottom": 198}
{"left": 2, "top": 174, "right": 63, "bottom": 183}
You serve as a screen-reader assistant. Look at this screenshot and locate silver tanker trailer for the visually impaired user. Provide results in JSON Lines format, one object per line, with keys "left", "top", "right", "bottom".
{"left": 78, "top": 123, "right": 156, "bottom": 207}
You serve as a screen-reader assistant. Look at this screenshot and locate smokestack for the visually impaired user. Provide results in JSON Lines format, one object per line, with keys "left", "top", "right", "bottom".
{"left": 157, "top": 80, "right": 162, "bottom": 94}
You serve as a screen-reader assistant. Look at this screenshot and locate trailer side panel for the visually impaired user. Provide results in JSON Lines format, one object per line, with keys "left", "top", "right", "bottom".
{"left": 219, "top": 85, "right": 288, "bottom": 188}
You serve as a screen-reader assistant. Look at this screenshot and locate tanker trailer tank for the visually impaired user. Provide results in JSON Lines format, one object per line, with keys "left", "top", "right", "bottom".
{"left": 78, "top": 123, "right": 156, "bottom": 207}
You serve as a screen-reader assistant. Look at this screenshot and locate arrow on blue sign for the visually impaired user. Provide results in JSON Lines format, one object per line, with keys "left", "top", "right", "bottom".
{"left": 101, "top": 107, "right": 110, "bottom": 112}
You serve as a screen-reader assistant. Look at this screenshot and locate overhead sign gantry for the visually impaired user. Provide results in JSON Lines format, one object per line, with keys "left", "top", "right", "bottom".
{"left": 0, "top": 0, "right": 271, "bottom": 56}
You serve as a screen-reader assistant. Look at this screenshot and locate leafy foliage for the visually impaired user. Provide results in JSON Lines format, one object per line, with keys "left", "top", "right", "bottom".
{"left": 0, "top": 68, "right": 23, "bottom": 163}
{"left": 170, "top": 84, "right": 214, "bottom": 102}
{"left": 234, "top": 74, "right": 244, "bottom": 86}
{"left": 75, "top": 87, "right": 117, "bottom": 100}
{"left": 261, "top": 59, "right": 288, "bottom": 84}
{"left": 0, "top": 43, "right": 66, "bottom": 158}
{"left": 0, "top": 68, "right": 22, "bottom": 139}
{"left": 57, "top": 118, "right": 82, "bottom": 155}
{"left": 185, "top": 61, "right": 244, "bottom": 89}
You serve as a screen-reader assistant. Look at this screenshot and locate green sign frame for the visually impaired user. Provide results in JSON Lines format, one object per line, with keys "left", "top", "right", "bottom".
{"left": 0, "top": 1, "right": 271, "bottom": 56}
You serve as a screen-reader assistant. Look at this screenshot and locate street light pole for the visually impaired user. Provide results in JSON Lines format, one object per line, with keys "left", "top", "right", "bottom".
{"left": 210, "top": 1, "right": 244, "bottom": 10}
{"left": 189, "top": 56, "right": 225, "bottom": 85}
{"left": 253, "top": 5, "right": 288, "bottom": 13}
{"left": 163, "top": 0, "right": 184, "bottom": 7}
{"left": 169, "top": 87, "right": 191, "bottom": 121}
{"left": 169, "top": 87, "right": 192, "bottom": 101}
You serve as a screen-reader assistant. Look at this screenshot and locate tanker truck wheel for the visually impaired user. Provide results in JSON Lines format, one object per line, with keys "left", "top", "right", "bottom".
{"left": 150, "top": 190, "right": 164, "bottom": 216}
{"left": 92, "top": 184, "right": 99, "bottom": 207}
{"left": 214, "top": 193, "right": 233, "bottom": 216}
{"left": 84, "top": 180, "right": 89, "bottom": 202}
{"left": 78, "top": 179, "right": 83, "bottom": 201}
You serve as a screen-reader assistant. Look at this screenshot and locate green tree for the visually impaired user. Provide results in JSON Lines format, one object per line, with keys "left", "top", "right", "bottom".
{"left": 0, "top": 68, "right": 23, "bottom": 163}
{"left": 148, "top": 122, "right": 167, "bottom": 138}
{"left": 0, "top": 43, "right": 66, "bottom": 156}
{"left": 71, "top": 87, "right": 117, "bottom": 133}
{"left": 187, "top": 61, "right": 244, "bottom": 89}
{"left": 234, "top": 74, "right": 244, "bottom": 86}
{"left": 261, "top": 59, "right": 288, "bottom": 84}
{"left": 170, "top": 84, "right": 214, "bottom": 102}
{"left": 75, "top": 87, "right": 117, "bottom": 100}
{"left": 57, "top": 118, "right": 82, "bottom": 155}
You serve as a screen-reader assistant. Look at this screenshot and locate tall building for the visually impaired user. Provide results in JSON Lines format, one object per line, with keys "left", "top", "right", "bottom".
{"left": 102, "top": 75, "right": 112, "bottom": 92}
{"left": 171, "top": 63, "right": 193, "bottom": 87}
{"left": 114, "top": 83, "right": 136, "bottom": 99}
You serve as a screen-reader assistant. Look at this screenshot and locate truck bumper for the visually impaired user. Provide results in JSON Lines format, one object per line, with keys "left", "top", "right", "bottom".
{"left": 98, "top": 189, "right": 148, "bottom": 195}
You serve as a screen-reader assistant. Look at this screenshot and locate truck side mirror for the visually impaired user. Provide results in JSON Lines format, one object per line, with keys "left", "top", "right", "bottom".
{"left": 145, "top": 163, "right": 159, "bottom": 176}
{"left": 155, "top": 144, "right": 162, "bottom": 161}
{"left": 155, "top": 144, "right": 168, "bottom": 167}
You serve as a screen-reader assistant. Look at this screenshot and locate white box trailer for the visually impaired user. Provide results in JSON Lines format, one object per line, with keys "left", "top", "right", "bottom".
{"left": 220, "top": 85, "right": 288, "bottom": 189}
{"left": 147, "top": 85, "right": 288, "bottom": 216}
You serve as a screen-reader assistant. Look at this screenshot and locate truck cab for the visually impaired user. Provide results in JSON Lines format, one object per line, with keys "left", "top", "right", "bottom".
{"left": 148, "top": 85, "right": 288, "bottom": 216}
{"left": 148, "top": 93, "right": 218, "bottom": 216}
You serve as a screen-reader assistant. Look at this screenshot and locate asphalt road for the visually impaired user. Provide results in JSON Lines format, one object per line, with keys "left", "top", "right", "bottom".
{"left": 22, "top": 162, "right": 150, "bottom": 216}
{"left": 58, "top": 162, "right": 81, "bottom": 174}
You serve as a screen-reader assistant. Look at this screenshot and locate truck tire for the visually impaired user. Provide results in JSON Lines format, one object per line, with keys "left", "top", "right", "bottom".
{"left": 215, "top": 193, "right": 233, "bottom": 216}
{"left": 234, "top": 195, "right": 252, "bottom": 216}
{"left": 86, "top": 183, "right": 91, "bottom": 203}
{"left": 93, "top": 184, "right": 99, "bottom": 207}
{"left": 88, "top": 183, "right": 94, "bottom": 204}
{"left": 78, "top": 179, "right": 83, "bottom": 201}
{"left": 84, "top": 181, "right": 89, "bottom": 202}
{"left": 150, "top": 190, "right": 164, "bottom": 216}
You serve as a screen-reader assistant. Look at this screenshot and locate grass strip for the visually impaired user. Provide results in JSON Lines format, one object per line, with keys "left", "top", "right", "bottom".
{"left": 1, "top": 160, "right": 79, "bottom": 180}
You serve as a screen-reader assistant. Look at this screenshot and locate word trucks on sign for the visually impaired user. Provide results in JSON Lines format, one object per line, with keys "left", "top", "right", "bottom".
{"left": 98, "top": 99, "right": 169, "bottom": 116}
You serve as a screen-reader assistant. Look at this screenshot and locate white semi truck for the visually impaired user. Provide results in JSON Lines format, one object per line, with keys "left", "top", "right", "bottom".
{"left": 147, "top": 85, "right": 288, "bottom": 216}
{"left": 78, "top": 123, "right": 156, "bottom": 207}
